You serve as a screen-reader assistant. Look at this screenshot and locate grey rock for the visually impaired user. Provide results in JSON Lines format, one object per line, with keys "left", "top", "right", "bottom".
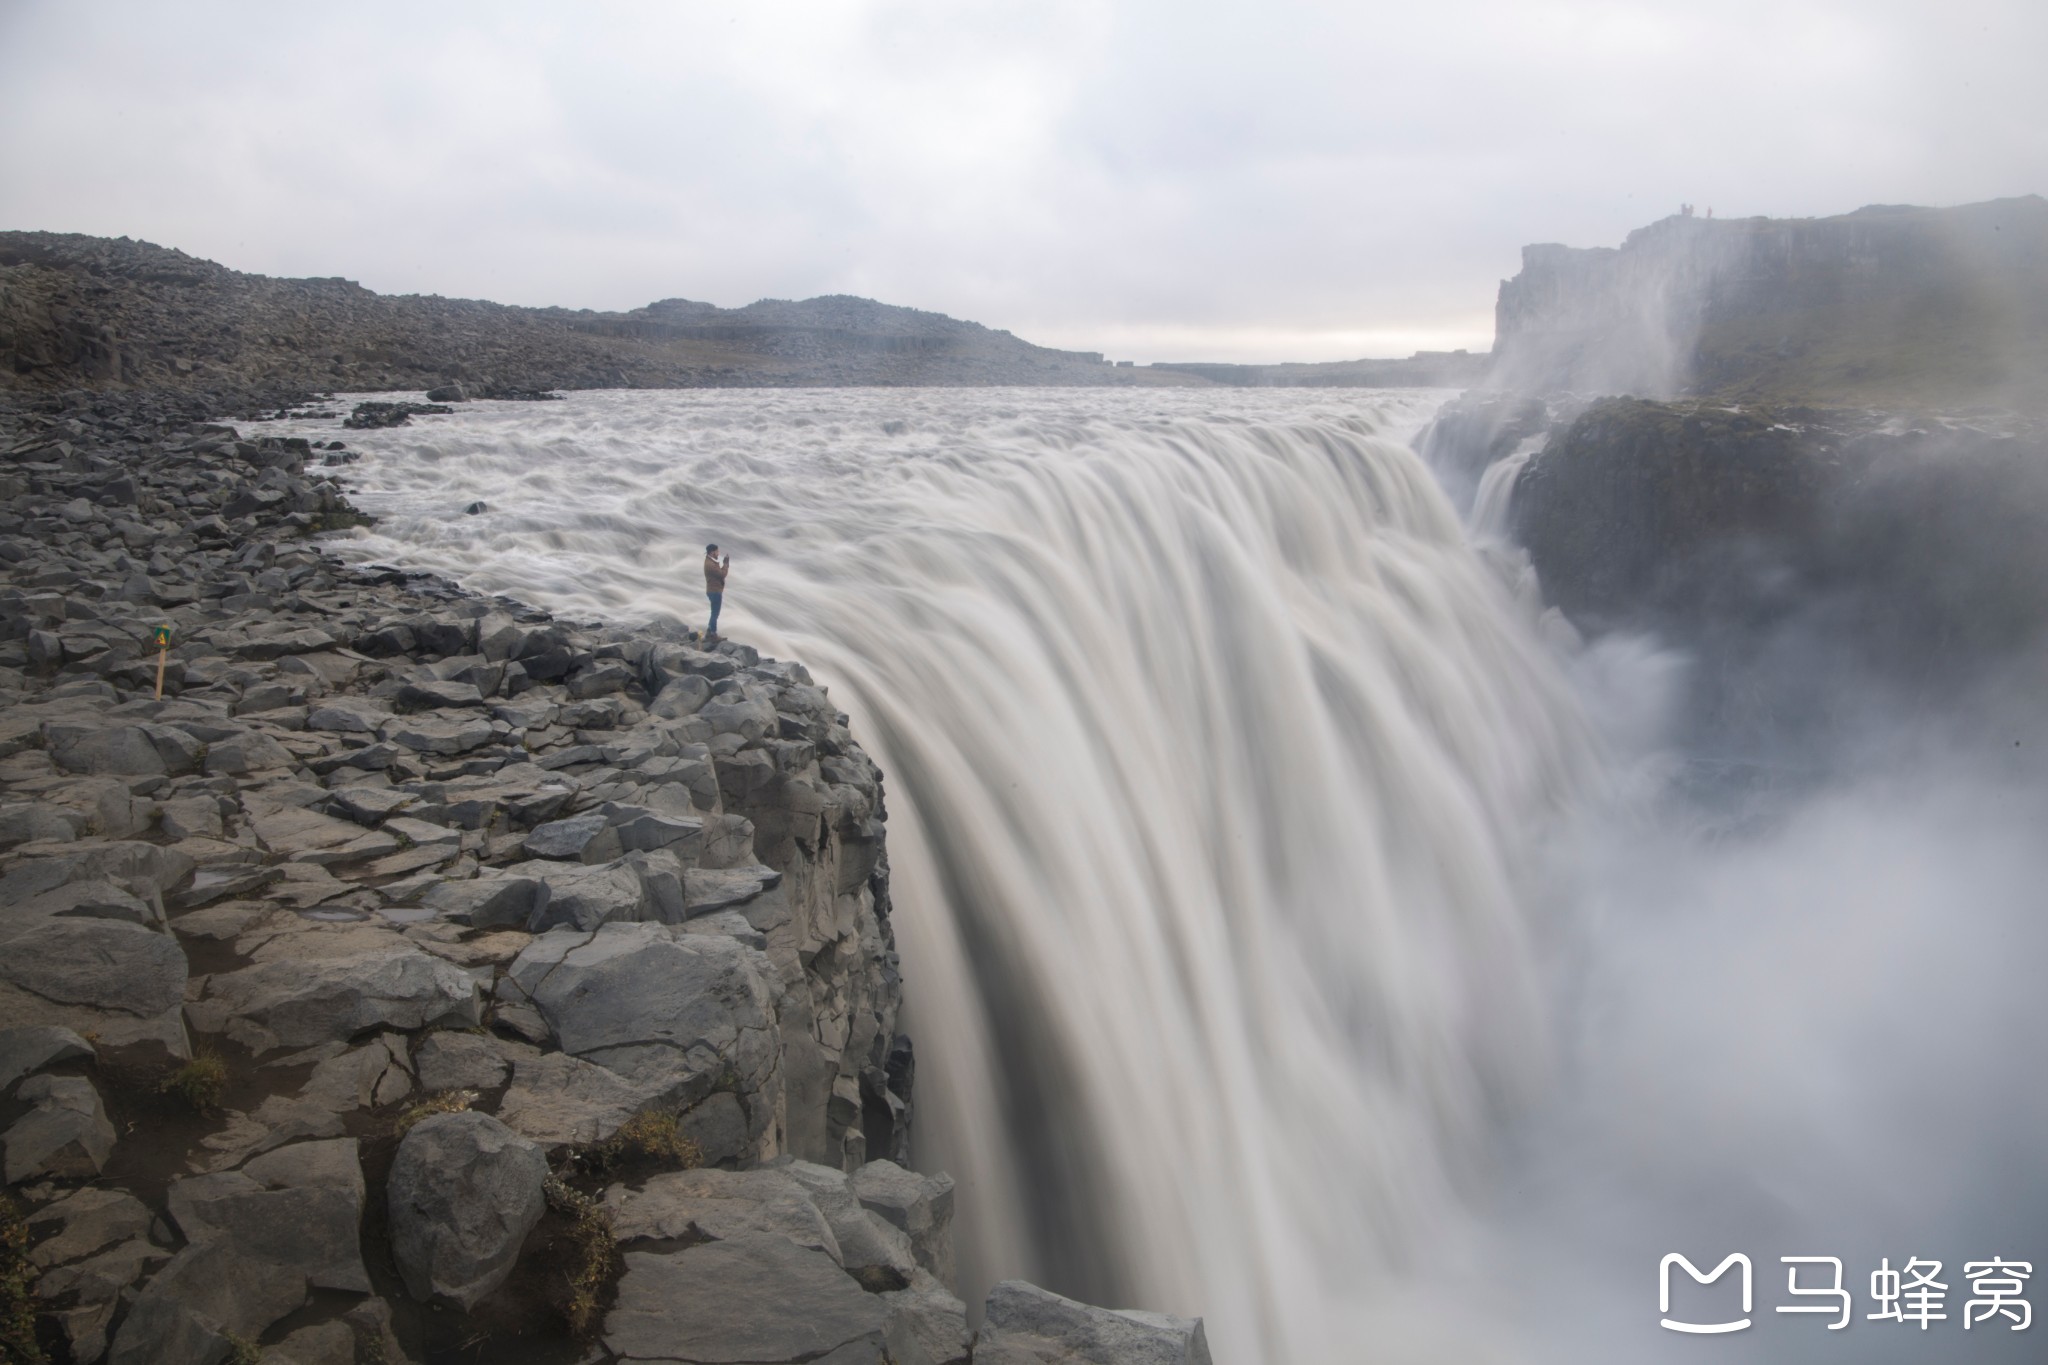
{"left": 167, "top": 1137, "right": 369, "bottom": 1293}
{"left": 388, "top": 1111, "right": 547, "bottom": 1309}
{"left": 2, "top": 840, "right": 195, "bottom": 899}
{"left": 203, "top": 944, "right": 480, "bottom": 1052}
{"left": 0, "top": 801, "right": 85, "bottom": 848}
{"left": 603, "top": 1236, "right": 890, "bottom": 1365}
{"left": 974, "top": 1280, "right": 1213, "bottom": 1365}
{"left": 650, "top": 674, "right": 713, "bottom": 718}
{"left": 398, "top": 679, "right": 485, "bottom": 710}
{"left": 107, "top": 1237, "right": 308, "bottom": 1365}
{"left": 28, "top": 1185, "right": 151, "bottom": 1267}
{"left": 716, "top": 747, "right": 779, "bottom": 805}
{"left": 260, "top": 1319, "right": 356, "bottom": 1365}
{"left": 0, "top": 918, "right": 188, "bottom": 1016}
{"left": 700, "top": 692, "right": 778, "bottom": 742}
{"left": 525, "top": 859, "right": 647, "bottom": 931}
{"left": 535, "top": 743, "right": 607, "bottom": 770}
{"left": 0, "top": 1024, "right": 94, "bottom": 1091}
{"left": 419, "top": 871, "right": 549, "bottom": 929}
{"left": 493, "top": 1048, "right": 654, "bottom": 1146}
{"left": 415, "top": 1030, "right": 511, "bottom": 1092}
{"left": 608, "top": 804, "right": 704, "bottom": 856}
{"left": 685, "top": 864, "right": 782, "bottom": 918}
{"left": 504, "top": 923, "right": 780, "bottom": 1135}
{"left": 603, "top": 1167, "right": 839, "bottom": 1258}
{"left": 883, "top": 1269, "right": 974, "bottom": 1365}
{"left": 158, "top": 795, "right": 225, "bottom": 840}
{"left": 143, "top": 723, "right": 207, "bottom": 774}
{"left": 19, "top": 877, "right": 158, "bottom": 925}
{"left": 327, "top": 784, "right": 414, "bottom": 824}
{"left": 680, "top": 1091, "right": 752, "bottom": 1167}
{"left": 566, "top": 659, "right": 634, "bottom": 699}
{"left": 783, "top": 1158, "right": 919, "bottom": 1290}
{"left": 381, "top": 714, "right": 494, "bottom": 755}
{"left": 5, "top": 1073, "right": 116, "bottom": 1181}
{"left": 36, "top": 1236, "right": 168, "bottom": 1363}
{"left": 204, "top": 729, "right": 296, "bottom": 775}
{"left": 305, "top": 697, "right": 387, "bottom": 733}
{"left": 523, "top": 810, "right": 621, "bottom": 863}
{"left": 298, "top": 1038, "right": 414, "bottom": 1112}
{"left": 851, "top": 1160, "right": 956, "bottom": 1289}
{"left": 48, "top": 724, "right": 167, "bottom": 776}
{"left": 234, "top": 625, "right": 337, "bottom": 661}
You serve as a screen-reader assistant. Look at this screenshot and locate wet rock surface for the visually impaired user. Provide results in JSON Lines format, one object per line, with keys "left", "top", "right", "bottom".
{"left": 0, "top": 387, "right": 1208, "bottom": 1362}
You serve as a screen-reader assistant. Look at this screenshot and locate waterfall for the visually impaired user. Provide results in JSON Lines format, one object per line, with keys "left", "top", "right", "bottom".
{"left": 282, "top": 388, "right": 1598, "bottom": 1364}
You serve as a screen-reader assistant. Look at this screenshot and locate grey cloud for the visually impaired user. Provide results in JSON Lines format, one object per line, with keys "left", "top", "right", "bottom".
{"left": 1, "top": 0, "right": 2042, "bottom": 362}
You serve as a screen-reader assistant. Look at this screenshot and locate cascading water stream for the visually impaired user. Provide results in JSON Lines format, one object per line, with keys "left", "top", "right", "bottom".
{"left": 273, "top": 388, "right": 1599, "bottom": 1364}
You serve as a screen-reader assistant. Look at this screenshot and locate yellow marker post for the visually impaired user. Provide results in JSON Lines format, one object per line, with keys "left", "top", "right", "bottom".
{"left": 153, "top": 624, "right": 172, "bottom": 699}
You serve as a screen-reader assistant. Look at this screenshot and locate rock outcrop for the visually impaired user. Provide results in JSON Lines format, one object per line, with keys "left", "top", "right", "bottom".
{"left": 973, "top": 1280, "right": 1214, "bottom": 1365}
{"left": 0, "top": 384, "right": 1215, "bottom": 1360}
{"left": 0, "top": 233, "right": 1160, "bottom": 395}
{"left": 1485, "top": 393, "right": 2048, "bottom": 753}
{"left": 1488, "top": 196, "right": 2048, "bottom": 410}
{"left": 0, "top": 387, "right": 934, "bottom": 1360}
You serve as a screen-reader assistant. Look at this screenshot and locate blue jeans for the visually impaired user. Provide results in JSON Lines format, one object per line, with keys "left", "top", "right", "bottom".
{"left": 706, "top": 591, "right": 723, "bottom": 636}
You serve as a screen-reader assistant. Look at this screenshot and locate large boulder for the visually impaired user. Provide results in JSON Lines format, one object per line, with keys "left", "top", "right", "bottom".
{"left": 884, "top": 1269, "right": 974, "bottom": 1365}
{"left": 200, "top": 943, "right": 479, "bottom": 1052}
{"left": 107, "top": 1237, "right": 307, "bottom": 1365}
{"left": 525, "top": 859, "right": 648, "bottom": 931}
{"left": 603, "top": 1235, "right": 891, "bottom": 1365}
{"left": 492, "top": 1048, "right": 657, "bottom": 1147}
{"left": 25, "top": 1186, "right": 150, "bottom": 1267}
{"left": 165, "top": 1137, "right": 369, "bottom": 1293}
{"left": 0, "top": 918, "right": 187, "bottom": 1016}
{"left": 387, "top": 1111, "right": 547, "bottom": 1310}
{"left": 3, "top": 1073, "right": 116, "bottom": 1181}
{"left": 850, "top": 1159, "right": 956, "bottom": 1289}
{"left": 603, "top": 1168, "right": 840, "bottom": 1261}
{"left": 46, "top": 724, "right": 167, "bottom": 777}
{"left": 0, "top": 1025, "right": 93, "bottom": 1092}
{"left": 781, "top": 1158, "right": 919, "bottom": 1290}
{"left": 973, "top": 1280, "right": 1213, "bottom": 1365}
{"left": 501, "top": 924, "right": 782, "bottom": 1152}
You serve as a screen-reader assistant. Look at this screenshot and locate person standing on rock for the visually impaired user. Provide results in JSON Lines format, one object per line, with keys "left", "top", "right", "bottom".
{"left": 703, "top": 543, "right": 731, "bottom": 640}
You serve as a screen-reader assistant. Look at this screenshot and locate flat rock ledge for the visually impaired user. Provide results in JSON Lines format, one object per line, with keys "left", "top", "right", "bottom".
{"left": 0, "top": 390, "right": 1209, "bottom": 1362}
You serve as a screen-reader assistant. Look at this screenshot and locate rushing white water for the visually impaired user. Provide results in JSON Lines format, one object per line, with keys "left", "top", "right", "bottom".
{"left": 274, "top": 387, "right": 1594, "bottom": 1362}
{"left": 259, "top": 387, "right": 2048, "bottom": 1364}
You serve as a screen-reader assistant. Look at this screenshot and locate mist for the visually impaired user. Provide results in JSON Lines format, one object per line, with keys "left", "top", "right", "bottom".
{"left": 1403, "top": 433, "right": 2048, "bottom": 1361}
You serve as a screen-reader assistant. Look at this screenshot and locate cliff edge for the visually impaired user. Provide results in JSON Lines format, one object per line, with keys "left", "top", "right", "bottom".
{"left": 1489, "top": 195, "right": 2048, "bottom": 410}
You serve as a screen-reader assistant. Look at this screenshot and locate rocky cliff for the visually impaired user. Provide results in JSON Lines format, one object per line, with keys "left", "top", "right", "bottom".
{"left": 0, "top": 390, "right": 1216, "bottom": 1363}
{"left": 0, "top": 233, "right": 1176, "bottom": 396}
{"left": 1489, "top": 196, "right": 2048, "bottom": 410}
{"left": 1490, "top": 394, "right": 2048, "bottom": 754}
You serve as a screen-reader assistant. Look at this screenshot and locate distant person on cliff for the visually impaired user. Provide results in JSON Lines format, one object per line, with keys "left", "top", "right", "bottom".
{"left": 703, "top": 543, "right": 731, "bottom": 641}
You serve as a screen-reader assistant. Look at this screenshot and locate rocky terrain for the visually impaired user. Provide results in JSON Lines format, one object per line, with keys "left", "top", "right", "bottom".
{"left": 1422, "top": 387, "right": 2048, "bottom": 756}
{"left": 0, "top": 389, "right": 1216, "bottom": 1364}
{"left": 1487, "top": 196, "right": 2048, "bottom": 411}
{"left": 0, "top": 234, "right": 1185, "bottom": 397}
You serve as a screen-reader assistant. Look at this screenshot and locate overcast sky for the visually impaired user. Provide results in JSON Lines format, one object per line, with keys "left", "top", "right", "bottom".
{"left": 2, "top": 1, "right": 2043, "bottom": 363}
